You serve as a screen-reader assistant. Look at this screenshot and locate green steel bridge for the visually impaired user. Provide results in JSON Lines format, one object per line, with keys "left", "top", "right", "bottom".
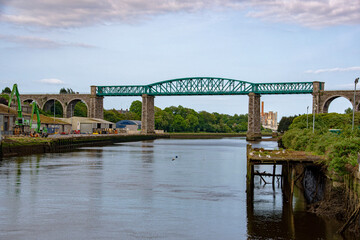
{"left": 96, "top": 77, "right": 315, "bottom": 96}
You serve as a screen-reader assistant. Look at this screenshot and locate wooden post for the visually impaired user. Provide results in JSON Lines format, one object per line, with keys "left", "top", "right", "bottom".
{"left": 246, "top": 144, "right": 254, "bottom": 204}
{"left": 272, "top": 164, "right": 276, "bottom": 190}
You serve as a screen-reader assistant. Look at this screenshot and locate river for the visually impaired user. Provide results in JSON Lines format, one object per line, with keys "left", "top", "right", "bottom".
{"left": 0, "top": 138, "right": 347, "bottom": 239}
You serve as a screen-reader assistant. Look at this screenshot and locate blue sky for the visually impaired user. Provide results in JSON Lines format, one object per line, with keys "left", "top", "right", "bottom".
{"left": 0, "top": 0, "right": 359, "bottom": 118}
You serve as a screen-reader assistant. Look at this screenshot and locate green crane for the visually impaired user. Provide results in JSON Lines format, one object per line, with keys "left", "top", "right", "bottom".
{"left": 30, "top": 101, "right": 41, "bottom": 133}
{"left": 8, "top": 84, "right": 24, "bottom": 124}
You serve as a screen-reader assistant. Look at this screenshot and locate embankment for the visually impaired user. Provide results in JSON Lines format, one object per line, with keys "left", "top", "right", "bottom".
{"left": 0, "top": 134, "right": 164, "bottom": 158}
{"left": 293, "top": 162, "right": 360, "bottom": 235}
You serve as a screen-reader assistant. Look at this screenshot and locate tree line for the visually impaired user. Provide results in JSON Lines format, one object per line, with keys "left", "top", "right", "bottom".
{"left": 104, "top": 100, "right": 249, "bottom": 133}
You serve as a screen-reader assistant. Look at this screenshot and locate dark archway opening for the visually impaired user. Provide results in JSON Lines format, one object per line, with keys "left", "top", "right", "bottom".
{"left": 67, "top": 100, "right": 88, "bottom": 118}
{"left": 43, "top": 99, "right": 63, "bottom": 117}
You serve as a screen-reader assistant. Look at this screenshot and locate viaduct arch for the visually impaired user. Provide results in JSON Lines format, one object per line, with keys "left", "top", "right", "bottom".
{"left": 19, "top": 86, "right": 103, "bottom": 119}
{"left": 312, "top": 82, "right": 360, "bottom": 113}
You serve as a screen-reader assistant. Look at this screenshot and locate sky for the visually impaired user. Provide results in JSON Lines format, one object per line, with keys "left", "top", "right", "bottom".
{"left": 0, "top": 0, "right": 359, "bottom": 118}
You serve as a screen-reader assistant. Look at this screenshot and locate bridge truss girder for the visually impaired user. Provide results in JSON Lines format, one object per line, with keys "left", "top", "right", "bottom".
{"left": 96, "top": 77, "right": 314, "bottom": 96}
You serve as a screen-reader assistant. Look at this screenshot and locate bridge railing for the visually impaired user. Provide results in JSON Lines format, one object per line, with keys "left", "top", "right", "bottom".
{"left": 97, "top": 85, "right": 149, "bottom": 96}
{"left": 253, "top": 82, "right": 313, "bottom": 94}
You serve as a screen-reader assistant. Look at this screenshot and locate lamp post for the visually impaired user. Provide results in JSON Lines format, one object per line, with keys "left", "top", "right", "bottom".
{"left": 307, "top": 106, "right": 309, "bottom": 129}
{"left": 352, "top": 77, "right": 359, "bottom": 131}
{"left": 53, "top": 99, "right": 56, "bottom": 123}
{"left": 313, "top": 104, "right": 316, "bottom": 133}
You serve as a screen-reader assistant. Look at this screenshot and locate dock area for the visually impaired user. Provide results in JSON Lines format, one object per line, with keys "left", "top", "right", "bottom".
{"left": 246, "top": 144, "right": 325, "bottom": 206}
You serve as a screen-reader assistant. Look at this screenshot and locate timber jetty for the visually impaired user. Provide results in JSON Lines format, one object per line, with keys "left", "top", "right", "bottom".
{"left": 246, "top": 144, "right": 324, "bottom": 205}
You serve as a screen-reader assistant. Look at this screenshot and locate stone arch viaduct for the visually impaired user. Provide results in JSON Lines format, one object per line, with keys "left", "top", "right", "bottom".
{"left": 312, "top": 82, "right": 360, "bottom": 113}
{"left": 20, "top": 86, "right": 103, "bottom": 119}
{"left": 18, "top": 79, "right": 360, "bottom": 140}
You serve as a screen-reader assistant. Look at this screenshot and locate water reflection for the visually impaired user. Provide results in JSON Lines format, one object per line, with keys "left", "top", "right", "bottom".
{"left": 0, "top": 138, "right": 354, "bottom": 239}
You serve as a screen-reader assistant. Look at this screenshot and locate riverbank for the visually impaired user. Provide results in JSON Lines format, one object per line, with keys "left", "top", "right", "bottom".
{"left": 307, "top": 169, "right": 360, "bottom": 235}
{"left": 248, "top": 144, "right": 360, "bottom": 236}
{"left": 0, "top": 134, "right": 160, "bottom": 158}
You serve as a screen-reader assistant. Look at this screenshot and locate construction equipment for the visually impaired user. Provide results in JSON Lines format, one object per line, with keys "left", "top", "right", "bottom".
{"left": 30, "top": 101, "right": 41, "bottom": 133}
{"left": 29, "top": 101, "right": 48, "bottom": 137}
{"left": 8, "top": 83, "right": 29, "bottom": 134}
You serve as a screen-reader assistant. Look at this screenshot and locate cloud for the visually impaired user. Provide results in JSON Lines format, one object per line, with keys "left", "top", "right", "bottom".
{"left": 0, "top": 0, "right": 358, "bottom": 28}
{"left": 37, "top": 78, "right": 65, "bottom": 85}
{"left": 0, "top": 34, "right": 95, "bottom": 48}
{"left": 246, "top": 0, "right": 360, "bottom": 27}
{"left": 305, "top": 66, "right": 360, "bottom": 74}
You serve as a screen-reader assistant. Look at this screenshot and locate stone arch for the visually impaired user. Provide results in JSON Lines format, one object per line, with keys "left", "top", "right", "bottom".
{"left": 43, "top": 98, "right": 65, "bottom": 117}
{"left": 23, "top": 99, "right": 34, "bottom": 105}
{"left": 66, "top": 99, "right": 89, "bottom": 118}
{"left": 322, "top": 95, "right": 352, "bottom": 113}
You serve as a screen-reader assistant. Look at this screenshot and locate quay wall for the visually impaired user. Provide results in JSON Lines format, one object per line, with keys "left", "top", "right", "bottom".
{"left": 0, "top": 134, "right": 167, "bottom": 158}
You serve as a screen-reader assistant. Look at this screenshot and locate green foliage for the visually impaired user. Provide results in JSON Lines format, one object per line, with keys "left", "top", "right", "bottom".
{"left": 154, "top": 105, "right": 247, "bottom": 133}
{"left": 282, "top": 112, "right": 360, "bottom": 175}
{"left": 277, "top": 115, "right": 298, "bottom": 132}
{"left": 105, "top": 101, "right": 248, "bottom": 133}
{"left": 103, "top": 108, "right": 141, "bottom": 123}
{"left": 59, "top": 88, "right": 75, "bottom": 94}
{"left": 74, "top": 102, "right": 87, "bottom": 117}
{"left": 129, "top": 100, "right": 142, "bottom": 118}
{"left": 1, "top": 87, "right": 11, "bottom": 94}
{"left": 345, "top": 107, "right": 353, "bottom": 114}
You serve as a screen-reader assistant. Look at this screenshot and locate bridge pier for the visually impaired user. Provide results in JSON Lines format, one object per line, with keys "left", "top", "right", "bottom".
{"left": 247, "top": 93, "right": 261, "bottom": 141}
{"left": 90, "top": 86, "right": 104, "bottom": 119}
{"left": 312, "top": 81, "right": 325, "bottom": 114}
{"left": 141, "top": 94, "right": 155, "bottom": 134}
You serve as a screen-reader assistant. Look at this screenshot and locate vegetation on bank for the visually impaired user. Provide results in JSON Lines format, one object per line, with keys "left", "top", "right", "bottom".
{"left": 281, "top": 112, "right": 360, "bottom": 175}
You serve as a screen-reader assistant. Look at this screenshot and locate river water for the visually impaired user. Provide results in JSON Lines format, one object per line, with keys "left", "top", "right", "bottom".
{"left": 0, "top": 138, "right": 347, "bottom": 239}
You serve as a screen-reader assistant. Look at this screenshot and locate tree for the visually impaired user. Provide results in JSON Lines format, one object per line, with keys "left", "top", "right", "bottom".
{"left": 1, "top": 87, "right": 11, "bottom": 94}
{"left": 186, "top": 114, "right": 199, "bottom": 132}
{"left": 172, "top": 115, "right": 186, "bottom": 132}
{"left": 277, "top": 115, "right": 298, "bottom": 132}
{"left": 129, "top": 100, "right": 142, "bottom": 118}
{"left": 345, "top": 107, "right": 353, "bottom": 114}
{"left": 59, "top": 88, "right": 75, "bottom": 94}
{"left": 74, "top": 102, "right": 87, "bottom": 117}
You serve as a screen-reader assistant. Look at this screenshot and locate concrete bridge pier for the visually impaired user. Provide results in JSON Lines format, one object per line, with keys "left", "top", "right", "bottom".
{"left": 141, "top": 94, "right": 155, "bottom": 134}
{"left": 246, "top": 92, "right": 261, "bottom": 141}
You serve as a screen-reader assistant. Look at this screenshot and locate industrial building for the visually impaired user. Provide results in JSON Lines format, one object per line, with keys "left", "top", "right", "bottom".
{"left": 261, "top": 101, "right": 278, "bottom": 131}
{"left": 60, "top": 116, "right": 116, "bottom": 134}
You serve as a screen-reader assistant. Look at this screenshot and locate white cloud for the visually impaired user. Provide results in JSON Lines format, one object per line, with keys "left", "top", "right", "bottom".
{"left": 0, "top": 34, "right": 95, "bottom": 48}
{"left": 0, "top": 0, "right": 358, "bottom": 28}
{"left": 37, "top": 78, "right": 65, "bottom": 85}
{"left": 305, "top": 66, "right": 360, "bottom": 74}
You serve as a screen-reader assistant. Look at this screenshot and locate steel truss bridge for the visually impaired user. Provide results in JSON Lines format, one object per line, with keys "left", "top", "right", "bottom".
{"left": 96, "top": 77, "right": 314, "bottom": 96}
